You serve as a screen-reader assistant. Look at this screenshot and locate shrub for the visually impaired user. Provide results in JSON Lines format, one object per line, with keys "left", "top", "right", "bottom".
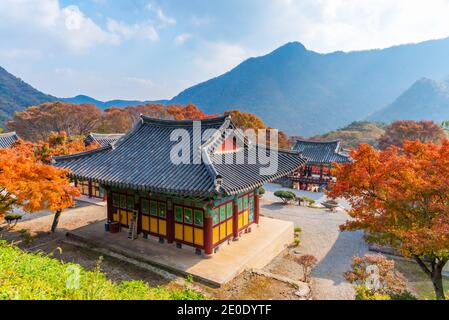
{"left": 274, "top": 190, "right": 296, "bottom": 204}
{"left": 389, "top": 291, "right": 418, "bottom": 300}
{"left": 294, "top": 227, "right": 302, "bottom": 234}
{"left": 258, "top": 187, "right": 265, "bottom": 198}
{"left": 355, "top": 285, "right": 391, "bottom": 300}
{"left": 302, "top": 197, "right": 315, "bottom": 206}
{"left": 295, "top": 254, "right": 317, "bottom": 282}
{"left": 0, "top": 241, "right": 205, "bottom": 300}
{"left": 355, "top": 285, "right": 417, "bottom": 300}
{"left": 294, "top": 238, "right": 301, "bottom": 247}
{"left": 344, "top": 255, "right": 414, "bottom": 299}
{"left": 4, "top": 214, "right": 23, "bottom": 226}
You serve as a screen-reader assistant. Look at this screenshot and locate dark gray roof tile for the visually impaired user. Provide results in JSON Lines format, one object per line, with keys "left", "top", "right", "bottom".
{"left": 54, "top": 116, "right": 306, "bottom": 197}
{"left": 0, "top": 132, "right": 19, "bottom": 149}
{"left": 85, "top": 133, "right": 126, "bottom": 147}
{"left": 292, "top": 140, "right": 351, "bottom": 164}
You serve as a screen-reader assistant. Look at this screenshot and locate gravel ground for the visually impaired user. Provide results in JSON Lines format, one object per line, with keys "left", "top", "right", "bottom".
{"left": 261, "top": 184, "right": 369, "bottom": 300}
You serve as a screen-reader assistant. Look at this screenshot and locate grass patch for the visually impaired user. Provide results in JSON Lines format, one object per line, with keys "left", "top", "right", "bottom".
{"left": 392, "top": 257, "right": 449, "bottom": 300}
{"left": 0, "top": 240, "right": 205, "bottom": 300}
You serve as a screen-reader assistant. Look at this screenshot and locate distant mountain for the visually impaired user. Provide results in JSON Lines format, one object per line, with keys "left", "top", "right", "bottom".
{"left": 368, "top": 78, "right": 449, "bottom": 123}
{"left": 0, "top": 65, "right": 169, "bottom": 126}
{"left": 0, "top": 66, "right": 56, "bottom": 124}
{"left": 171, "top": 38, "right": 449, "bottom": 136}
{"left": 62, "top": 95, "right": 169, "bottom": 109}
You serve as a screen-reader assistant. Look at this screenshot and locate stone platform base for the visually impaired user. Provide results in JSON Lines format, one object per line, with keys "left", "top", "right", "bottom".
{"left": 66, "top": 216, "right": 294, "bottom": 287}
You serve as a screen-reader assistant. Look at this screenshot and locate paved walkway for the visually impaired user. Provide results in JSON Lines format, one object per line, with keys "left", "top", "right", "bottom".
{"left": 261, "top": 185, "right": 368, "bottom": 300}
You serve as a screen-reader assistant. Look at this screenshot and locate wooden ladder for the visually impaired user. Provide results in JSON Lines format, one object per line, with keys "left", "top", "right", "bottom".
{"left": 128, "top": 210, "right": 139, "bottom": 240}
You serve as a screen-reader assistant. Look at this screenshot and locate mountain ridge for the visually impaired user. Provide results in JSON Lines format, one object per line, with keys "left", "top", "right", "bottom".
{"left": 170, "top": 37, "right": 449, "bottom": 135}
{"left": 0, "top": 66, "right": 57, "bottom": 123}
{"left": 368, "top": 78, "right": 449, "bottom": 123}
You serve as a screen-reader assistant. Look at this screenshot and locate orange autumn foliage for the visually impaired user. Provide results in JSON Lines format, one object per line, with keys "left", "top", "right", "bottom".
{"left": 225, "top": 110, "right": 291, "bottom": 149}
{"left": 7, "top": 102, "right": 103, "bottom": 142}
{"left": 0, "top": 147, "right": 79, "bottom": 216}
{"left": 327, "top": 140, "right": 449, "bottom": 299}
{"left": 97, "top": 103, "right": 215, "bottom": 133}
{"left": 13, "top": 131, "right": 99, "bottom": 164}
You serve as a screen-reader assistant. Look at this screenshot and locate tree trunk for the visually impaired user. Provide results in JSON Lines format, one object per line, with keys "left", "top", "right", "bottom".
{"left": 414, "top": 256, "right": 446, "bottom": 300}
{"left": 51, "top": 210, "right": 62, "bottom": 233}
{"left": 432, "top": 264, "right": 445, "bottom": 300}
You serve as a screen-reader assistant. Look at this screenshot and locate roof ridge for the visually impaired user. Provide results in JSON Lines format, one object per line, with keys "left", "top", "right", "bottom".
{"left": 89, "top": 132, "right": 125, "bottom": 137}
{"left": 0, "top": 131, "right": 18, "bottom": 137}
{"left": 52, "top": 145, "right": 111, "bottom": 163}
{"left": 140, "top": 115, "right": 230, "bottom": 127}
{"left": 294, "top": 139, "right": 341, "bottom": 144}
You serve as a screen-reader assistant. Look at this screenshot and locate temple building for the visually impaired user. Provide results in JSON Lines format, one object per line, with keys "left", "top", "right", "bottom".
{"left": 85, "top": 133, "right": 125, "bottom": 148}
{"left": 288, "top": 140, "right": 351, "bottom": 191}
{"left": 77, "top": 133, "right": 126, "bottom": 198}
{"left": 54, "top": 116, "right": 305, "bottom": 256}
{"left": 0, "top": 132, "right": 19, "bottom": 149}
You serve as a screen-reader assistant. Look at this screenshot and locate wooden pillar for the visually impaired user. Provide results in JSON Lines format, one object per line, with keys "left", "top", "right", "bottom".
{"left": 232, "top": 199, "right": 239, "bottom": 241}
{"left": 166, "top": 200, "right": 174, "bottom": 244}
{"left": 204, "top": 215, "right": 213, "bottom": 256}
{"left": 320, "top": 165, "right": 324, "bottom": 180}
{"left": 135, "top": 194, "right": 141, "bottom": 235}
{"left": 88, "top": 180, "right": 93, "bottom": 198}
{"left": 254, "top": 192, "right": 260, "bottom": 225}
{"left": 106, "top": 188, "right": 113, "bottom": 222}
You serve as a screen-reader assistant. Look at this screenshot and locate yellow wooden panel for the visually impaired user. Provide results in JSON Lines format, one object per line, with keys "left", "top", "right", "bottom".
{"left": 159, "top": 220, "right": 167, "bottom": 236}
{"left": 184, "top": 225, "right": 193, "bottom": 243}
{"left": 238, "top": 214, "right": 243, "bottom": 229}
{"left": 120, "top": 210, "right": 127, "bottom": 225}
{"left": 227, "top": 220, "right": 233, "bottom": 236}
{"left": 220, "top": 223, "right": 227, "bottom": 240}
{"left": 243, "top": 210, "right": 249, "bottom": 226}
{"left": 127, "top": 212, "right": 133, "bottom": 226}
{"left": 150, "top": 217, "right": 158, "bottom": 234}
{"left": 175, "top": 223, "right": 183, "bottom": 240}
{"left": 194, "top": 228, "right": 204, "bottom": 246}
{"left": 213, "top": 226, "right": 220, "bottom": 244}
{"left": 113, "top": 212, "right": 119, "bottom": 222}
{"left": 141, "top": 215, "right": 149, "bottom": 231}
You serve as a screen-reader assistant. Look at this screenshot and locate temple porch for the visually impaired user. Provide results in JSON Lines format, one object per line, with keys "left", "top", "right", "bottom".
{"left": 66, "top": 215, "right": 293, "bottom": 287}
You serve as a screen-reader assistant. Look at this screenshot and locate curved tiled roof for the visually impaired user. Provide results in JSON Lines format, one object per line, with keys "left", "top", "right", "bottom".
{"left": 0, "top": 132, "right": 19, "bottom": 149}
{"left": 85, "top": 133, "right": 126, "bottom": 147}
{"left": 54, "top": 116, "right": 306, "bottom": 198}
{"left": 292, "top": 140, "right": 351, "bottom": 165}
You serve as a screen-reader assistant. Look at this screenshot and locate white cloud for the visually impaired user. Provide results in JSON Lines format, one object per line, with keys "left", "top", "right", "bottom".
{"left": 194, "top": 42, "right": 251, "bottom": 77}
{"left": 54, "top": 67, "right": 75, "bottom": 77}
{"left": 0, "top": 1, "right": 120, "bottom": 54}
{"left": 107, "top": 19, "right": 159, "bottom": 42}
{"left": 146, "top": 2, "right": 176, "bottom": 27}
{"left": 174, "top": 33, "right": 192, "bottom": 46}
{"left": 0, "top": 0, "right": 161, "bottom": 54}
{"left": 125, "top": 77, "right": 155, "bottom": 88}
{"left": 269, "top": 0, "right": 449, "bottom": 52}
{"left": 0, "top": 48, "right": 42, "bottom": 60}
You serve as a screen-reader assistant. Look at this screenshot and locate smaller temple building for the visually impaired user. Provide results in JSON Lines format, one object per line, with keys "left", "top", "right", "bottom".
{"left": 54, "top": 116, "right": 306, "bottom": 256}
{"left": 85, "top": 133, "right": 125, "bottom": 148}
{"left": 288, "top": 140, "right": 351, "bottom": 191}
{"left": 79, "top": 133, "right": 126, "bottom": 199}
{"left": 0, "top": 132, "right": 19, "bottom": 149}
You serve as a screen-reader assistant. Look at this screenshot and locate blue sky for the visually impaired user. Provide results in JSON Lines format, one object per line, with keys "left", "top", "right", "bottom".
{"left": 1, "top": 0, "right": 449, "bottom": 101}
